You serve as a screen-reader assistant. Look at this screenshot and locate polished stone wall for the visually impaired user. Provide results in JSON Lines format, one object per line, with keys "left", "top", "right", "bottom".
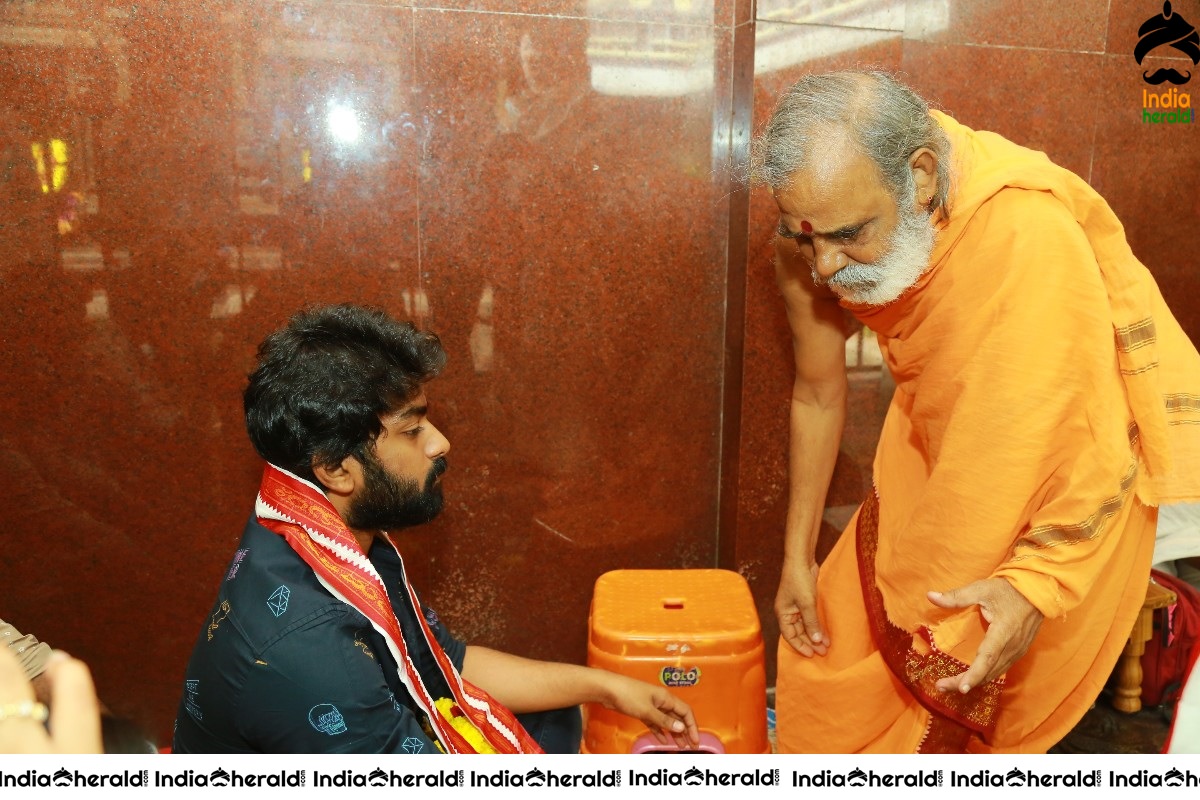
{"left": 1, "top": 0, "right": 1195, "bottom": 742}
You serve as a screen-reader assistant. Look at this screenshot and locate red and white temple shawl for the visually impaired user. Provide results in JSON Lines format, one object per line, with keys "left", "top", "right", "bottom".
{"left": 254, "top": 463, "right": 542, "bottom": 754}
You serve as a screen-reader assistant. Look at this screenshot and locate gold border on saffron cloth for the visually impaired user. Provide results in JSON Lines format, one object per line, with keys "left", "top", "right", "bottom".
{"left": 1020, "top": 459, "right": 1137, "bottom": 550}
{"left": 1164, "top": 394, "right": 1200, "bottom": 425}
{"left": 1115, "top": 319, "right": 1156, "bottom": 353}
{"left": 855, "top": 490, "right": 1003, "bottom": 753}
{"left": 1120, "top": 361, "right": 1159, "bottom": 376}
{"left": 1164, "top": 394, "right": 1200, "bottom": 411}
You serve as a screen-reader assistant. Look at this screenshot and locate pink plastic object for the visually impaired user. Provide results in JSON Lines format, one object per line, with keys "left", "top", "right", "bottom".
{"left": 631, "top": 731, "right": 726, "bottom": 754}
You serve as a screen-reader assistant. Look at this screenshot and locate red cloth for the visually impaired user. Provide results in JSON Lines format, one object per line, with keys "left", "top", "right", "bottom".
{"left": 255, "top": 464, "right": 541, "bottom": 754}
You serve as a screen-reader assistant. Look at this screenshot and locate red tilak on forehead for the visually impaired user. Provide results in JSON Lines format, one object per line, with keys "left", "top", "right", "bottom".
{"left": 800, "top": 220, "right": 813, "bottom": 233}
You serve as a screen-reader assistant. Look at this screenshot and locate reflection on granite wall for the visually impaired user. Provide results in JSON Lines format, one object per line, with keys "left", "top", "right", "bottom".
{"left": 1, "top": 0, "right": 1196, "bottom": 744}
{"left": 737, "top": 0, "right": 1200, "bottom": 688}
{"left": 0, "top": 0, "right": 745, "bottom": 741}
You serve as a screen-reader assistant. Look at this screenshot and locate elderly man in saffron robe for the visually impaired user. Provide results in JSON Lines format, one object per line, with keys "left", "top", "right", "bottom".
{"left": 754, "top": 71, "right": 1200, "bottom": 753}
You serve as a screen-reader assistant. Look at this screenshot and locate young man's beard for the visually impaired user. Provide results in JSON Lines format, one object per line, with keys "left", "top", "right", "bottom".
{"left": 345, "top": 451, "right": 448, "bottom": 532}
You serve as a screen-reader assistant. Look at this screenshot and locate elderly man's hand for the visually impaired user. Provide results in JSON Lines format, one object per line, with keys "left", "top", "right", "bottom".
{"left": 927, "top": 578, "right": 1043, "bottom": 694}
{"left": 775, "top": 559, "right": 828, "bottom": 657}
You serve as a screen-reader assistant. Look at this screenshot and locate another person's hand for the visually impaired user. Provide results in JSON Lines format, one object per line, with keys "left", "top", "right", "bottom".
{"left": 775, "top": 559, "right": 828, "bottom": 656}
{"left": 0, "top": 647, "right": 102, "bottom": 754}
{"left": 927, "top": 577, "right": 1043, "bottom": 694}
{"left": 599, "top": 672, "right": 699, "bottom": 750}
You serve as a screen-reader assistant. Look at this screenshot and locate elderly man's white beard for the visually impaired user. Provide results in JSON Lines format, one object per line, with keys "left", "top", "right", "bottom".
{"left": 816, "top": 201, "right": 937, "bottom": 307}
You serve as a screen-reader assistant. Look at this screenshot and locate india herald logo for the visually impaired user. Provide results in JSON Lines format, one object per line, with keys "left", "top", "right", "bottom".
{"left": 660, "top": 665, "right": 701, "bottom": 687}
{"left": 1136, "top": 1, "right": 1200, "bottom": 85}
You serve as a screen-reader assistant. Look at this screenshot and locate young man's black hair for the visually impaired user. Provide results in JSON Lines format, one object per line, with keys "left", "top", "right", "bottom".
{"left": 243, "top": 304, "right": 446, "bottom": 487}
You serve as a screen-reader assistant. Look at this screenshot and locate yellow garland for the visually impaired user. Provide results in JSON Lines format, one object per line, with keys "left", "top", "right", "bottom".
{"left": 434, "top": 697, "right": 497, "bottom": 754}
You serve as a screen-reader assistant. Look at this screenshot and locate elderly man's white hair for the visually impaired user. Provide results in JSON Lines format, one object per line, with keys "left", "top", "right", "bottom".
{"left": 750, "top": 71, "right": 953, "bottom": 217}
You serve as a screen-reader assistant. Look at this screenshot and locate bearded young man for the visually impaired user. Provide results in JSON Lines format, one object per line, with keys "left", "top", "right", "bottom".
{"left": 173, "top": 305, "right": 698, "bottom": 754}
{"left": 754, "top": 71, "right": 1200, "bottom": 753}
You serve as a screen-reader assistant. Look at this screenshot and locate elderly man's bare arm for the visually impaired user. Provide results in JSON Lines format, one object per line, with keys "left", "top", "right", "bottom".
{"left": 773, "top": 234, "right": 848, "bottom": 657}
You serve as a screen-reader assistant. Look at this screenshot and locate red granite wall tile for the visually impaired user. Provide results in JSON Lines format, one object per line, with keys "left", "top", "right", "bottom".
{"left": 906, "top": 0, "right": 1110, "bottom": 51}
{"left": 758, "top": 0, "right": 906, "bottom": 31}
{"left": 1, "top": 0, "right": 425, "bottom": 742}
{"left": 901, "top": 41, "right": 1105, "bottom": 181}
{"left": 404, "top": 0, "right": 744, "bottom": 26}
{"left": 2, "top": 0, "right": 739, "bottom": 743}
{"left": 4, "top": 0, "right": 1198, "bottom": 748}
{"left": 407, "top": 8, "right": 729, "bottom": 662}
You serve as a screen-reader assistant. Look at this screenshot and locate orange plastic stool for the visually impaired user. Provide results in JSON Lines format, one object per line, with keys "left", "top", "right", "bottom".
{"left": 582, "top": 569, "right": 768, "bottom": 754}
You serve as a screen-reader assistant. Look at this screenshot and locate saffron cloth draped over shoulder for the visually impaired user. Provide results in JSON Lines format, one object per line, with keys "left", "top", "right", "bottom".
{"left": 775, "top": 112, "right": 1200, "bottom": 754}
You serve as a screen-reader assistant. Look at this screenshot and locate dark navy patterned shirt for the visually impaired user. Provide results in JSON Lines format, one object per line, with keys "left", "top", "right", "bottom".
{"left": 173, "top": 515, "right": 465, "bottom": 753}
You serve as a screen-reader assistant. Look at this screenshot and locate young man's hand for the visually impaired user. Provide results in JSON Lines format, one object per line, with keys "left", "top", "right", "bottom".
{"left": 599, "top": 672, "right": 700, "bottom": 750}
{"left": 462, "top": 645, "right": 701, "bottom": 750}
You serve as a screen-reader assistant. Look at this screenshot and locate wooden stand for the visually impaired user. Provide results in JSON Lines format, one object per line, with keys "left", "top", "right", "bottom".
{"left": 1113, "top": 579, "right": 1177, "bottom": 714}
